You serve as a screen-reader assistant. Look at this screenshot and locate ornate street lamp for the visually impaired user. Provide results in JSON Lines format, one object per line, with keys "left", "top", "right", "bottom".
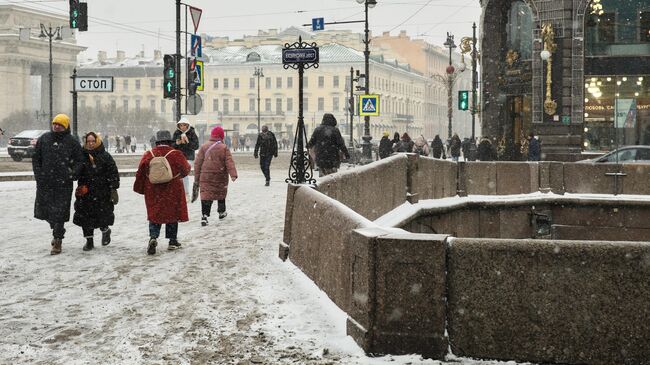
{"left": 540, "top": 22, "right": 557, "bottom": 117}
{"left": 443, "top": 32, "right": 457, "bottom": 140}
{"left": 39, "top": 24, "right": 62, "bottom": 124}
{"left": 355, "top": 0, "right": 377, "bottom": 162}
{"left": 460, "top": 22, "right": 480, "bottom": 160}
{"left": 253, "top": 67, "right": 264, "bottom": 134}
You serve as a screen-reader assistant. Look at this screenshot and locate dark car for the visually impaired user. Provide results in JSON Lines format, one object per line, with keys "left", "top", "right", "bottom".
{"left": 8, "top": 130, "right": 48, "bottom": 161}
{"left": 578, "top": 145, "right": 650, "bottom": 163}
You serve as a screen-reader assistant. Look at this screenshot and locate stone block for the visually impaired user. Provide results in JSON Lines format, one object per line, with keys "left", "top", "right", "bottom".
{"left": 463, "top": 162, "right": 497, "bottom": 195}
{"left": 447, "top": 238, "right": 650, "bottom": 365}
{"left": 478, "top": 208, "right": 500, "bottom": 238}
{"left": 563, "top": 163, "right": 617, "bottom": 194}
{"left": 496, "top": 162, "right": 533, "bottom": 195}
{"left": 281, "top": 183, "right": 300, "bottom": 253}
{"left": 413, "top": 157, "right": 458, "bottom": 200}
{"left": 621, "top": 164, "right": 650, "bottom": 195}
{"left": 499, "top": 206, "right": 532, "bottom": 238}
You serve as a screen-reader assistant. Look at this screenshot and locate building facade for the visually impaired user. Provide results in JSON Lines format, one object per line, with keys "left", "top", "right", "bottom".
{"left": 481, "top": 0, "right": 650, "bottom": 160}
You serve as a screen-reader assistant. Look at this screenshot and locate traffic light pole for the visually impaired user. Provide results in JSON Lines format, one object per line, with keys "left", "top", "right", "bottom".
{"left": 175, "top": 0, "right": 181, "bottom": 122}
{"left": 70, "top": 68, "right": 78, "bottom": 141}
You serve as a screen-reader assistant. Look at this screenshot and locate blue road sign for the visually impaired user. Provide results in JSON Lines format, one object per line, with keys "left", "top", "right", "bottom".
{"left": 196, "top": 60, "right": 204, "bottom": 91}
{"left": 282, "top": 48, "right": 319, "bottom": 64}
{"left": 359, "top": 94, "right": 380, "bottom": 116}
{"left": 312, "top": 18, "right": 324, "bottom": 31}
{"left": 191, "top": 34, "right": 202, "bottom": 57}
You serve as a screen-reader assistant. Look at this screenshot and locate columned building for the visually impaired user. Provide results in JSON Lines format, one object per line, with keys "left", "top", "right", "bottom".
{"left": 480, "top": 0, "right": 649, "bottom": 161}
{"left": 0, "top": 5, "right": 85, "bottom": 123}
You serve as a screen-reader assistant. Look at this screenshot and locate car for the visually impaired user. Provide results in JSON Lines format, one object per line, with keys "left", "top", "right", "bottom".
{"left": 8, "top": 130, "right": 48, "bottom": 161}
{"left": 577, "top": 145, "right": 650, "bottom": 163}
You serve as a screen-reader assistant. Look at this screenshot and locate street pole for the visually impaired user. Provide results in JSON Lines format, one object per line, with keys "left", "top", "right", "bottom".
{"left": 469, "top": 22, "right": 478, "bottom": 160}
{"left": 71, "top": 68, "right": 78, "bottom": 140}
{"left": 349, "top": 67, "right": 354, "bottom": 148}
{"left": 254, "top": 67, "right": 263, "bottom": 134}
{"left": 48, "top": 34, "right": 53, "bottom": 123}
{"left": 443, "top": 32, "right": 456, "bottom": 140}
{"left": 175, "top": 0, "right": 181, "bottom": 122}
{"left": 359, "top": 0, "right": 376, "bottom": 162}
{"left": 39, "top": 24, "right": 61, "bottom": 123}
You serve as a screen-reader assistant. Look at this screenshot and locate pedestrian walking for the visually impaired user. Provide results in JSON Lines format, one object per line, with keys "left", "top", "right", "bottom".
{"left": 307, "top": 113, "right": 350, "bottom": 177}
{"left": 393, "top": 132, "right": 414, "bottom": 153}
{"left": 32, "top": 114, "right": 84, "bottom": 255}
{"left": 527, "top": 132, "right": 541, "bottom": 161}
{"left": 431, "top": 135, "right": 445, "bottom": 159}
{"left": 134, "top": 130, "right": 191, "bottom": 255}
{"left": 73, "top": 132, "right": 120, "bottom": 251}
{"left": 115, "top": 135, "right": 121, "bottom": 153}
{"left": 245, "top": 136, "right": 253, "bottom": 151}
{"left": 254, "top": 125, "right": 278, "bottom": 186}
{"left": 172, "top": 118, "right": 200, "bottom": 200}
{"left": 413, "top": 135, "right": 430, "bottom": 156}
{"left": 378, "top": 131, "right": 393, "bottom": 159}
{"left": 449, "top": 133, "right": 462, "bottom": 162}
{"left": 231, "top": 133, "right": 239, "bottom": 151}
{"left": 131, "top": 136, "right": 137, "bottom": 153}
{"left": 124, "top": 135, "right": 132, "bottom": 154}
{"left": 194, "top": 126, "right": 238, "bottom": 227}
{"left": 477, "top": 136, "right": 495, "bottom": 161}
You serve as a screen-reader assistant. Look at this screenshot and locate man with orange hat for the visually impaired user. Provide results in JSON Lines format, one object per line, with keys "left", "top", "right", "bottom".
{"left": 32, "top": 113, "right": 84, "bottom": 255}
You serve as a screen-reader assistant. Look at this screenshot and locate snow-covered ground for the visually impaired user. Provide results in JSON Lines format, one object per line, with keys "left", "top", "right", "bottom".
{"left": 0, "top": 167, "right": 530, "bottom": 365}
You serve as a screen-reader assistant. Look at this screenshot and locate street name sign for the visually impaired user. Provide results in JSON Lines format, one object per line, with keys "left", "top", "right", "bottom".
{"left": 282, "top": 48, "right": 319, "bottom": 64}
{"left": 359, "top": 94, "right": 380, "bottom": 116}
{"left": 74, "top": 76, "right": 114, "bottom": 92}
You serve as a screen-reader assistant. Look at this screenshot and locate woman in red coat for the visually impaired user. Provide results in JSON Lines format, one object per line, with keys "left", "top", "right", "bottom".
{"left": 134, "top": 130, "right": 191, "bottom": 255}
{"left": 194, "top": 126, "right": 238, "bottom": 226}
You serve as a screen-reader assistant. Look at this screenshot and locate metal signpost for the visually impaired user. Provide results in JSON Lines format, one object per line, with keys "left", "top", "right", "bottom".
{"left": 283, "top": 37, "right": 319, "bottom": 184}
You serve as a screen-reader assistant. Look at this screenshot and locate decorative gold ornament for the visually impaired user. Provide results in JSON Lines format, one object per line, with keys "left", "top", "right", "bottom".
{"left": 505, "top": 49, "right": 519, "bottom": 67}
{"left": 541, "top": 22, "right": 557, "bottom": 116}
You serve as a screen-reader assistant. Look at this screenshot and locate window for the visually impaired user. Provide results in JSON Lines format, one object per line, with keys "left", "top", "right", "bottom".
{"left": 213, "top": 78, "right": 219, "bottom": 89}
{"left": 234, "top": 78, "right": 240, "bottom": 89}
{"left": 333, "top": 76, "right": 339, "bottom": 88}
{"left": 135, "top": 99, "right": 141, "bottom": 112}
{"left": 122, "top": 79, "right": 128, "bottom": 90}
{"left": 123, "top": 99, "right": 128, "bottom": 112}
{"left": 506, "top": 1, "right": 533, "bottom": 60}
{"left": 304, "top": 77, "right": 308, "bottom": 88}
{"left": 265, "top": 77, "right": 271, "bottom": 89}
{"left": 213, "top": 98, "right": 219, "bottom": 112}
{"left": 150, "top": 79, "right": 156, "bottom": 89}
{"left": 250, "top": 77, "right": 255, "bottom": 89}
{"left": 276, "top": 98, "right": 282, "bottom": 114}
{"left": 287, "top": 77, "right": 293, "bottom": 88}
{"left": 276, "top": 77, "right": 282, "bottom": 88}
{"left": 265, "top": 98, "right": 271, "bottom": 111}
{"left": 160, "top": 100, "right": 165, "bottom": 113}
{"left": 234, "top": 98, "right": 240, "bottom": 112}
{"left": 135, "top": 80, "right": 141, "bottom": 90}
{"left": 318, "top": 76, "right": 324, "bottom": 88}
{"left": 223, "top": 99, "right": 229, "bottom": 114}
{"left": 287, "top": 98, "right": 293, "bottom": 112}
{"left": 223, "top": 78, "right": 229, "bottom": 89}
{"left": 318, "top": 97, "right": 324, "bottom": 111}
{"left": 333, "top": 97, "right": 339, "bottom": 111}
{"left": 150, "top": 99, "right": 155, "bottom": 111}
{"left": 249, "top": 98, "right": 256, "bottom": 112}
{"left": 303, "top": 97, "right": 309, "bottom": 111}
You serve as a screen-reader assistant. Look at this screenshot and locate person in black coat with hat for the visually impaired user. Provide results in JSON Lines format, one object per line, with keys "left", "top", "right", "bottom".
{"left": 32, "top": 114, "right": 84, "bottom": 255}
{"left": 307, "top": 113, "right": 350, "bottom": 177}
{"left": 73, "top": 132, "right": 120, "bottom": 251}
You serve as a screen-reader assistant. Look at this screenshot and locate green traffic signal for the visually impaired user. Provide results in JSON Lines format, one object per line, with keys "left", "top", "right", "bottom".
{"left": 166, "top": 68, "right": 175, "bottom": 79}
{"left": 458, "top": 90, "right": 469, "bottom": 111}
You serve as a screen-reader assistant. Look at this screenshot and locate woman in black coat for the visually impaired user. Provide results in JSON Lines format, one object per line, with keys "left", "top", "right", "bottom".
{"left": 430, "top": 134, "right": 445, "bottom": 159}
{"left": 73, "top": 132, "right": 120, "bottom": 251}
{"left": 307, "top": 113, "right": 349, "bottom": 176}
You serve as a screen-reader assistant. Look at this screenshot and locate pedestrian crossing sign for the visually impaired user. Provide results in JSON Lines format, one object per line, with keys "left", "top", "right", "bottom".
{"left": 359, "top": 94, "right": 380, "bottom": 116}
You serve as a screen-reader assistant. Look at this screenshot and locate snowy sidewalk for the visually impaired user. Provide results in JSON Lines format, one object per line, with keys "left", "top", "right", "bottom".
{"left": 0, "top": 170, "right": 525, "bottom": 365}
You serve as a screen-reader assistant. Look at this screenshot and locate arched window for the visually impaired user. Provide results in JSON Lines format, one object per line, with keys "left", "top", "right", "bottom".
{"left": 585, "top": 0, "right": 650, "bottom": 57}
{"left": 506, "top": 1, "right": 533, "bottom": 60}
{"left": 246, "top": 52, "right": 261, "bottom": 62}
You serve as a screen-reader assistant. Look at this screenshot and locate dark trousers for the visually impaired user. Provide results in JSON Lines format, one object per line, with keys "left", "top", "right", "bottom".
{"left": 259, "top": 155, "right": 273, "bottom": 182}
{"left": 149, "top": 222, "right": 178, "bottom": 240}
{"left": 82, "top": 226, "right": 108, "bottom": 237}
{"left": 49, "top": 221, "right": 66, "bottom": 239}
{"left": 201, "top": 200, "right": 225, "bottom": 217}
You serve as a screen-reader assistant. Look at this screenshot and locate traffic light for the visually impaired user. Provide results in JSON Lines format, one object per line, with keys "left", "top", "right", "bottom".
{"left": 69, "top": 0, "right": 80, "bottom": 29}
{"left": 69, "top": 1, "right": 88, "bottom": 31}
{"left": 458, "top": 90, "right": 469, "bottom": 111}
{"left": 187, "top": 57, "right": 198, "bottom": 96}
{"left": 163, "top": 54, "right": 176, "bottom": 99}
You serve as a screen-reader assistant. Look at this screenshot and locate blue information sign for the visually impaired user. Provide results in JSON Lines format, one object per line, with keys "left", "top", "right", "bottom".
{"left": 312, "top": 18, "right": 324, "bottom": 31}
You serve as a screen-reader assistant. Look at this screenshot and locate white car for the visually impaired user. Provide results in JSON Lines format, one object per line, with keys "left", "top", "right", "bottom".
{"left": 578, "top": 146, "right": 650, "bottom": 163}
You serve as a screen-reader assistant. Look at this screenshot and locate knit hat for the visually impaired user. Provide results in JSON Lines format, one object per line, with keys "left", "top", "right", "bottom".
{"left": 155, "top": 130, "right": 174, "bottom": 143}
{"left": 211, "top": 126, "right": 224, "bottom": 140}
{"left": 52, "top": 114, "right": 70, "bottom": 130}
{"left": 383, "top": 131, "right": 389, "bottom": 137}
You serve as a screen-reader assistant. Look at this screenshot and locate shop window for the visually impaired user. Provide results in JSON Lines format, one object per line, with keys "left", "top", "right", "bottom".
{"left": 585, "top": 0, "right": 650, "bottom": 57}
{"left": 506, "top": 1, "right": 533, "bottom": 60}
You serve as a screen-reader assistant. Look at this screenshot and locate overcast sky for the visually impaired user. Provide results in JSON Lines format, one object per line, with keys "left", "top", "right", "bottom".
{"left": 7, "top": 0, "right": 482, "bottom": 60}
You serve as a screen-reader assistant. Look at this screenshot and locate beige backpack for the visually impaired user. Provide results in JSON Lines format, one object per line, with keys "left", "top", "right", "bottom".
{"left": 148, "top": 150, "right": 179, "bottom": 184}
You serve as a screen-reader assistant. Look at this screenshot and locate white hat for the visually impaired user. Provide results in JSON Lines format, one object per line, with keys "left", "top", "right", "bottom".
{"left": 177, "top": 117, "right": 190, "bottom": 126}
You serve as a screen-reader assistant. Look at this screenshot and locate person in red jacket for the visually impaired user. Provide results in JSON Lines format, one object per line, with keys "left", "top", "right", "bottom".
{"left": 134, "top": 130, "right": 191, "bottom": 255}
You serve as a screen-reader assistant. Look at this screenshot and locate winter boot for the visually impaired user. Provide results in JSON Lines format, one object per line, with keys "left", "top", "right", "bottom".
{"left": 83, "top": 237, "right": 94, "bottom": 251}
{"left": 201, "top": 215, "right": 208, "bottom": 226}
{"left": 265, "top": 180, "right": 270, "bottom": 186}
{"left": 50, "top": 239, "right": 62, "bottom": 255}
{"left": 101, "top": 228, "right": 111, "bottom": 246}
{"left": 147, "top": 238, "right": 157, "bottom": 255}
{"left": 168, "top": 239, "right": 182, "bottom": 251}
{"left": 219, "top": 212, "right": 228, "bottom": 220}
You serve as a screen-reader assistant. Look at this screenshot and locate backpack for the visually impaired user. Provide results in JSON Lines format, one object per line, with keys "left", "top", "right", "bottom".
{"left": 148, "top": 150, "right": 178, "bottom": 184}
